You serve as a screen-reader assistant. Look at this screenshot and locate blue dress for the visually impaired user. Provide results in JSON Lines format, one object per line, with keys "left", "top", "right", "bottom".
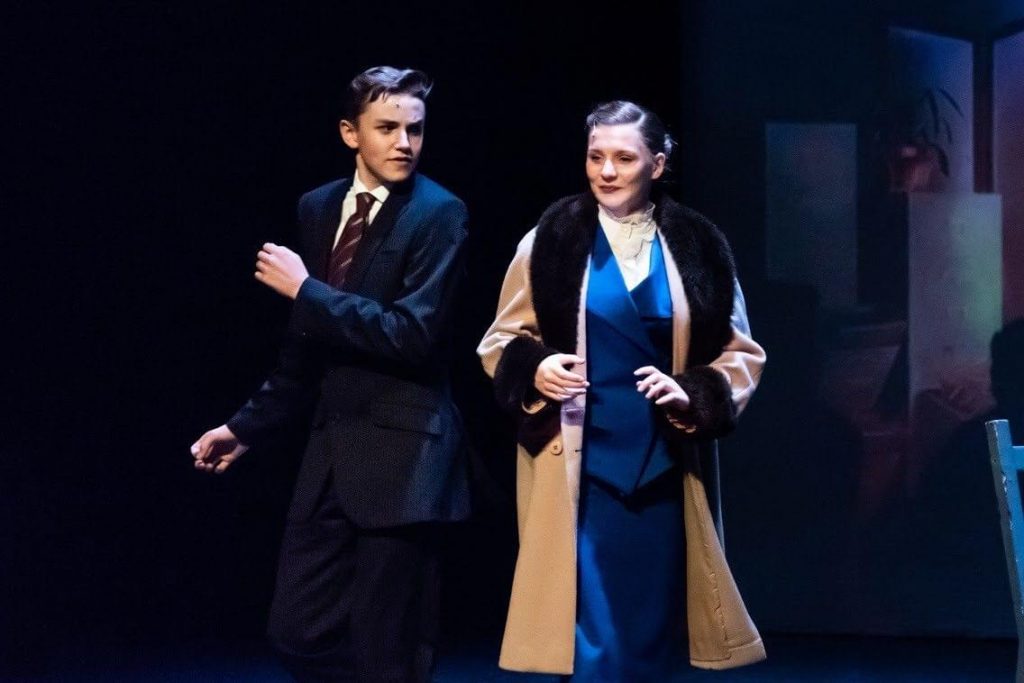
{"left": 573, "top": 229, "right": 689, "bottom": 682}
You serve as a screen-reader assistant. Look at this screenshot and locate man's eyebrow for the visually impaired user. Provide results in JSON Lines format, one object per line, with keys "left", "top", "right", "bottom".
{"left": 370, "top": 117, "right": 425, "bottom": 126}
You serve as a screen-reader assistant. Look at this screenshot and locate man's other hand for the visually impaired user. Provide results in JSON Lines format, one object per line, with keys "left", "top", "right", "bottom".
{"left": 191, "top": 424, "right": 249, "bottom": 474}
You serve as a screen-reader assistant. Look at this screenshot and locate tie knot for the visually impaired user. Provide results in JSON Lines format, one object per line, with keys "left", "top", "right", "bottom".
{"left": 356, "top": 192, "right": 375, "bottom": 217}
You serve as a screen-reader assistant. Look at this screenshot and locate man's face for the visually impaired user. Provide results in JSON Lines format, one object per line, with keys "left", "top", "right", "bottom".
{"left": 340, "top": 93, "right": 425, "bottom": 190}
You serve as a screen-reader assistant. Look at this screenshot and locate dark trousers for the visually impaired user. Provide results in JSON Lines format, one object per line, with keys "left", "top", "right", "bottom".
{"left": 267, "top": 472, "right": 441, "bottom": 683}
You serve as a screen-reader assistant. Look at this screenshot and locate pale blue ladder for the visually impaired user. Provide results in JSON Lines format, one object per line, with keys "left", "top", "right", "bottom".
{"left": 986, "top": 419, "right": 1024, "bottom": 683}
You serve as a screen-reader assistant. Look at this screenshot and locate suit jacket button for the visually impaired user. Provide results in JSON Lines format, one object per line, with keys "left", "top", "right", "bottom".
{"left": 550, "top": 440, "right": 563, "bottom": 455}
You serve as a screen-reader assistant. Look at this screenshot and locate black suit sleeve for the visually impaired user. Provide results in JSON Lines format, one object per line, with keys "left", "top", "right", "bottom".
{"left": 288, "top": 199, "right": 469, "bottom": 366}
{"left": 226, "top": 321, "right": 323, "bottom": 446}
{"left": 226, "top": 194, "right": 323, "bottom": 446}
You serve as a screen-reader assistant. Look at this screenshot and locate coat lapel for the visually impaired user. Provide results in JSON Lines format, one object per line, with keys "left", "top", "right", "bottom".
{"left": 659, "top": 231, "right": 693, "bottom": 374}
{"left": 587, "top": 226, "right": 661, "bottom": 359}
{"left": 654, "top": 198, "right": 735, "bottom": 366}
{"left": 311, "top": 178, "right": 352, "bottom": 280}
{"left": 530, "top": 194, "right": 598, "bottom": 353}
{"left": 530, "top": 190, "right": 736, "bottom": 368}
{"left": 343, "top": 177, "right": 415, "bottom": 292}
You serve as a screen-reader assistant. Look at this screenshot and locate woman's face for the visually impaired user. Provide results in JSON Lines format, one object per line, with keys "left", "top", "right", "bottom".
{"left": 586, "top": 123, "right": 665, "bottom": 217}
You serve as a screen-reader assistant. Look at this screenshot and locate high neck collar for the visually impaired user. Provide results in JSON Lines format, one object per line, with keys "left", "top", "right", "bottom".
{"left": 598, "top": 201, "right": 656, "bottom": 227}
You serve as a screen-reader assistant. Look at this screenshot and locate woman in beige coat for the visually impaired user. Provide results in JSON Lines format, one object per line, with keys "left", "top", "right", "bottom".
{"left": 478, "top": 101, "right": 767, "bottom": 680}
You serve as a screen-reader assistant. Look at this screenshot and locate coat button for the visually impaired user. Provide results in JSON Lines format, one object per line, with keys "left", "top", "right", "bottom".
{"left": 550, "top": 440, "right": 563, "bottom": 455}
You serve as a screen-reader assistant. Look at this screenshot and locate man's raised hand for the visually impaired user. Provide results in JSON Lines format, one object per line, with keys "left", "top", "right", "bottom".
{"left": 255, "top": 243, "right": 309, "bottom": 299}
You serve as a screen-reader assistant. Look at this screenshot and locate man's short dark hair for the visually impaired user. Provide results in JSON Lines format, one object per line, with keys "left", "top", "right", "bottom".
{"left": 342, "top": 66, "right": 433, "bottom": 122}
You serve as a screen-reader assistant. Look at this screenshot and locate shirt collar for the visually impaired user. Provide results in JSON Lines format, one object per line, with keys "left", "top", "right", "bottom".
{"left": 353, "top": 170, "right": 391, "bottom": 206}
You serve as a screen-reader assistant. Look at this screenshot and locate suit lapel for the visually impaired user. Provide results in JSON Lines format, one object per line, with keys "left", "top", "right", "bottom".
{"left": 312, "top": 178, "right": 352, "bottom": 280}
{"left": 343, "top": 176, "right": 415, "bottom": 292}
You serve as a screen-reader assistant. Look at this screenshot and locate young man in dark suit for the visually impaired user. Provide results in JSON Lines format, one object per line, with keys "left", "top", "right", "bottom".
{"left": 191, "top": 66, "right": 470, "bottom": 683}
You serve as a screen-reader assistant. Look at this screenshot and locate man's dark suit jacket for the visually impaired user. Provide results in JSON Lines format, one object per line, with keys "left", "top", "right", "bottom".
{"left": 227, "top": 173, "right": 471, "bottom": 529}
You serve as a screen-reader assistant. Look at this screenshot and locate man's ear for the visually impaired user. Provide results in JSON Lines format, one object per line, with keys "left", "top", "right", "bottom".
{"left": 339, "top": 119, "right": 359, "bottom": 150}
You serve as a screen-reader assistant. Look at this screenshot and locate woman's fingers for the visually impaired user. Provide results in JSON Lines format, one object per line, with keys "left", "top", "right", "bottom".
{"left": 540, "top": 381, "right": 586, "bottom": 401}
{"left": 535, "top": 353, "right": 586, "bottom": 399}
{"left": 632, "top": 368, "right": 690, "bottom": 408}
{"left": 543, "top": 381, "right": 584, "bottom": 397}
{"left": 655, "top": 391, "right": 689, "bottom": 407}
{"left": 539, "top": 363, "right": 586, "bottom": 387}
{"left": 636, "top": 376, "right": 654, "bottom": 392}
{"left": 635, "top": 370, "right": 666, "bottom": 393}
{"left": 547, "top": 355, "right": 587, "bottom": 384}
{"left": 644, "top": 380, "right": 669, "bottom": 399}
{"left": 540, "top": 381, "right": 563, "bottom": 397}
{"left": 539, "top": 387, "right": 571, "bottom": 401}
{"left": 550, "top": 365, "right": 587, "bottom": 384}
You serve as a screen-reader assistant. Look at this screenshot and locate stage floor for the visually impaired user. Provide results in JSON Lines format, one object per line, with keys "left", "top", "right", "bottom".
{"left": 7, "top": 635, "right": 1015, "bottom": 681}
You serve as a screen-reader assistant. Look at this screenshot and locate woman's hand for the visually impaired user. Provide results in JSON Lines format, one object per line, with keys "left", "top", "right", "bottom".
{"left": 634, "top": 366, "right": 690, "bottom": 411}
{"left": 534, "top": 354, "right": 588, "bottom": 401}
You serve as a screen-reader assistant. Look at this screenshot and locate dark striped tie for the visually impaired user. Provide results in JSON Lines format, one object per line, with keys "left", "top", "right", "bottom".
{"left": 328, "top": 191, "right": 375, "bottom": 287}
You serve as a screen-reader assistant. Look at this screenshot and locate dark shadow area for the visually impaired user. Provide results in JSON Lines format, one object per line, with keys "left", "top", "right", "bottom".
{"left": 3, "top": 0, "right": 1023, "bottom": 679}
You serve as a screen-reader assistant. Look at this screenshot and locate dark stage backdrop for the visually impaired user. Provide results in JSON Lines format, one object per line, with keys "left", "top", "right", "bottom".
{"left": 3, "top": 0, "right": 1021, "bottom": 675}
{"left": 2, "top": 0, "right": 687, "bottom": 671}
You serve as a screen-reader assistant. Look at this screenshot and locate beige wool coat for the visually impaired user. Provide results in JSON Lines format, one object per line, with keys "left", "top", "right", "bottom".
{"left": 478, "top": 223, "right": 767, "bottom": 675}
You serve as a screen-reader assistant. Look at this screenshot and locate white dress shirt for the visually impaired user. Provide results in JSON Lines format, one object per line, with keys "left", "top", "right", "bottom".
{"left": 333, "top": 170, "right": 391, "bottom": 248}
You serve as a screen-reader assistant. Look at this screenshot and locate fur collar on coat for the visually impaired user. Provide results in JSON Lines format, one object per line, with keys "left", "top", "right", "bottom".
{"left": 493, "top": 190, "right": 740, "bottom": 445}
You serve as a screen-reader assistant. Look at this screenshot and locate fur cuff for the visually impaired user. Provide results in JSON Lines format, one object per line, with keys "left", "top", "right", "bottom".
{"left": 494, "top": 336, "right": 562, "bottom": 456}
{"left": 671, "top": 366, "right": 737, "bottom": 438}
{"left": 492, "top": 335, "right": 558, "bottom": 414}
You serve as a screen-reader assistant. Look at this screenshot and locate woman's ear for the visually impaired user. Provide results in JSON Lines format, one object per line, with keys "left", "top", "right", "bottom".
{"left": 651, "top": 152, "right": 667, "bottom": 180}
